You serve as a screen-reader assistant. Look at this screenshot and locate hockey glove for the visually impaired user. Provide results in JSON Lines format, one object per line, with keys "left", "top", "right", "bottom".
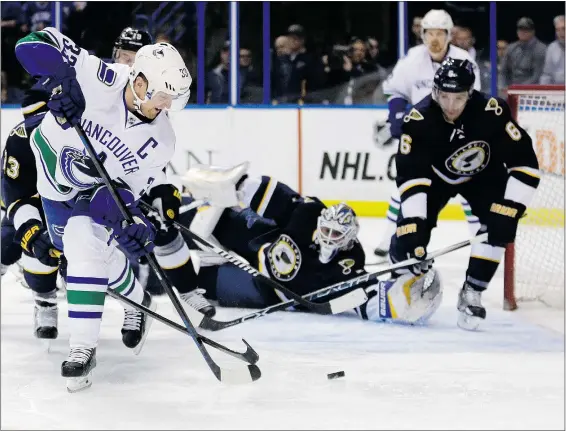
{"left": 395, "top": 217, "right": 432, "bottom": 275}
{"left": 41, "top": 63, "right": 86, "bottom": 130}
{"left": 147, "top": 184, "right": 182, "bottom": 227}
{"left": 86, "top": 185, "right": 156, "bottom": 258}
{"left": 14, "top": 220, "right": 60, "bottom": 267}
{"left": 486, "top": 199, "right": 526, "bottom": 246}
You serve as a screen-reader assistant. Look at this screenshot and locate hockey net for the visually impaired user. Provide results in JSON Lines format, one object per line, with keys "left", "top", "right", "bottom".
{"left": 504, "top": 85, "right": 565, "bottom": 310}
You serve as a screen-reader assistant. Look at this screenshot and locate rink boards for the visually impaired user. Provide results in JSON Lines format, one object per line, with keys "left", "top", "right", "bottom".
{"left": 1, "top": 106, "right": 563, "bottom": 225}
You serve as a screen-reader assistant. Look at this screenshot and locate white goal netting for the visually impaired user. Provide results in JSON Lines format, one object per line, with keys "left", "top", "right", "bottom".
{"left": 505, "top": 87, "right": 565, "bottom": 309}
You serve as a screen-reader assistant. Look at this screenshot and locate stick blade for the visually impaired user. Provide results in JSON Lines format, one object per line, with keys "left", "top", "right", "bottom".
{"left": 328, "top": 288, "right": 368, "bottom": 314}
{"left": 219, "top": 364, "right": 262, "bottom": 384}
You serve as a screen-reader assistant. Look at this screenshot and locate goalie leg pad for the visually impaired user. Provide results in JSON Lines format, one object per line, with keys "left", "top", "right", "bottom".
{"left": 361, "top": 270, "right": 442, "bottom": 324}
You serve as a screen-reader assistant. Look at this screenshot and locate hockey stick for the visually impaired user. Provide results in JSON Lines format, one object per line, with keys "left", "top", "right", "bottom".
{"left": 71, "top": 124, "right": 260, "bottom": 384}
{"left": 105, "top": 288, "right": 258, "bottom": 364}
{"left": 138, "top": 201, "right": 368, "bottom": 315}
{"left": 177, "top": 232, "right": 489, "bottom": 331}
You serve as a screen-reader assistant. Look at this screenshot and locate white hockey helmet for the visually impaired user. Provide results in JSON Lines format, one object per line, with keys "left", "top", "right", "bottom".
{"left": 315, "top": 203, "right": 360, "bottom": 264}
{"left": 421, "top": 9, "right": 454, "bottom": 40}
{"left": 129, "top": 42, "right": 192, "bottom": 112}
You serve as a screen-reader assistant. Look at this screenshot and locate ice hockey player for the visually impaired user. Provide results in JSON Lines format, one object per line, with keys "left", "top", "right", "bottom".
{"left": 374, "top": 9, "right": 481, "bottom": 259}
{"left": 391, "top": 57, "right": 539, "bottom": 330}
{"left": 1, "top": 27, "right": 158, "bottom": 346}
{"left": 111, "top": 27, "right": 153, "bottom": 66}
{"left": 14, "top": 27, "right": 191, "bottom": 391}
{"left": 1, "top": 88, "right": 62, "bottom": 341}
{"left": 167, "top": 166, "right": 443, "bottom": 326}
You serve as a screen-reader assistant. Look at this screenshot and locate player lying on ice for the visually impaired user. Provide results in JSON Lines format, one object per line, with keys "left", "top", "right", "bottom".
{"left": 143, "top": 165, "right": 444, "bottom": 327}
{"left": 14, "top": 26, "right": 191, "bottom": 392}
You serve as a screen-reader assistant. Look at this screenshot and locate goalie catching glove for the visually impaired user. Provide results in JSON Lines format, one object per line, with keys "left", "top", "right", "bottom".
{"left": 81, "top": 185, "right": 156, "bottom": 259}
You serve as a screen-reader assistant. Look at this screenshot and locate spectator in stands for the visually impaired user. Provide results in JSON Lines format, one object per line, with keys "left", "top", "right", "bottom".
{"left": 239, "top": 46, "right": 261, "bottom": 102}
{"left": 272, "top": 24, "right": 323, "bottom": 103}
{"left": 23, "top": 1, "right": 53, "bottom": 31}
{"left": 206, "top": 41, "right": 230, "bottom": 104}
{"left": 501, "top": 17, "right": 547, "bottom": 86}
{"left": 322, "top": 36, "right": 381, "bottom": 103}
{"left": 454, "top": 26, "right": 477, "bottom": 61}
{"left": 274, "top": 35, "right": 291, "bottom": 56}
{"left": 366, "top": 37, "right": 380, "bottom": 67}
{"left": 1, "top": 71, "right": 24, "bottom": 104}
{"left": 540, "top": 15, "right": 565, "bottom": 84}
{"left": 411, "top": 16, "right": 423, "bottom": 46}
{"left": 1, "top": 2, "right": 27, "bottom": 89}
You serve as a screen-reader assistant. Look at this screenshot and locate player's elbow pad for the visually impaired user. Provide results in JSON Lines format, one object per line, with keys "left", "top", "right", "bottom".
{"left": 15, "top": 31, "right": 66, "bottom": 77}
{"left": 397, "top": 178, "right": 431, "bottom": 219}
{"left": 504, "top": 168, "right": 541, "bottom": 208}
{"left": 6, "top": 196, "right": 43, "bottom": 230}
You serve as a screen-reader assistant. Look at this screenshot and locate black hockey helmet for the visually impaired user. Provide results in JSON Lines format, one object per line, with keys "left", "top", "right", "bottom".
{"left": 21, "top": 82, "right": 49, "bottom": 120}
{"left": 113, "top": 27, "right": 153, "bottom": 55}
{"left": 433, "top": 57, "right": 475, "bottom": 94}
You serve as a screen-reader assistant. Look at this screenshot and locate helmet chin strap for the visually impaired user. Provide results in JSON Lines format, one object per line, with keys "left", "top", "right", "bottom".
{"left": 129, "top": 79, "right": 149, "bottom": 115}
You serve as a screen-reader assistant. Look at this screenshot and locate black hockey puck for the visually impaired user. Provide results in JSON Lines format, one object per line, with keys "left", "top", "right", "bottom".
{"left": 327, "top": 371, "right": 345, "bottom": 380}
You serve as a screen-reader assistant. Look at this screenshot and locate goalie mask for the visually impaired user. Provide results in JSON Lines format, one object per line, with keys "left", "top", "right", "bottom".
{"left": 129, "top": 42, "right": 192, "bottom": 113}
{"left": 315, "top": 203, "right": 360, "bottom": 264}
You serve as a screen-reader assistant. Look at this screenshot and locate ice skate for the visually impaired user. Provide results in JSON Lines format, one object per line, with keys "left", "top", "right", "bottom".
{"left": 457, "top": 283, "right": 486, "bottom": 331}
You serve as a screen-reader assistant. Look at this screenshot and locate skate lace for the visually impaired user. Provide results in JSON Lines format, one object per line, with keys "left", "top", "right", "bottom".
{"left": 180, "top": 289, "right": 211, "bottom": 311}
{"left": 68, "top": 347, "right": 93, "bottom": 364}
{"left": 123, "top": 309, "right": 142, "bottom": 331}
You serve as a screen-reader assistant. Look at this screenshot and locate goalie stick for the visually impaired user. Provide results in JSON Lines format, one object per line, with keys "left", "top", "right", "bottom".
{"left": 176, "top": 233, "right": 489, "bottom": 331}
{"left": 139, "top": 201, "right": 368, "bottom": 316}
{"left": 71, "top": 123, "right": 261, "bottom": 384}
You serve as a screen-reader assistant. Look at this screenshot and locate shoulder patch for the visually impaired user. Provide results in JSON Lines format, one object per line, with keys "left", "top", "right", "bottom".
{"left": 268, "top": 234, "right": 302, "bottom": 281}
{"left": 9, "top": 124, "right": 27, "bottom": 139}
{"left": 404, "top": 108, "right": 424, "bottom": 123}
{"left": 485, "top": 98, "right": 503, "bottom": 116}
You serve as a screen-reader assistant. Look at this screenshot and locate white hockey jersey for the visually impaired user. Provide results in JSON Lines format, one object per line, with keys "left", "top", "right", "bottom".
{"left": 382, "top": 44, "right": 481, "bottom": 105}
{"left": 29, "top": 27, "right": 175, "bottom": 202}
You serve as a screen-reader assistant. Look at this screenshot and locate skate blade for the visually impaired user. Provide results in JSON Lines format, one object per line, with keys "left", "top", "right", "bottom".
{"left": 66, "top": 372, "right": 93, "bottom": 393}
{"left": 40, "top": 339, "right": 52, "bottom": 353}
{"left": 457, "top": 312, "right": 483, "bottom": 331}
{"left": 133, "top": 301, "right": 157, "bottom": 356}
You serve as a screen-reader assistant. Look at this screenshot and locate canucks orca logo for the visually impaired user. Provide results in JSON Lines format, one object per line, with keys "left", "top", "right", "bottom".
{"left": 60, "top": 146, "right": 101, "bottom": 190}
{"left": 52, "top": 225, "right": 65, "bottom": 237}
{"left": 445, "top": 141, "right": 490, "bottom": 176}
{"left": 268, "top": 234, "right": 301, "bottom": 281}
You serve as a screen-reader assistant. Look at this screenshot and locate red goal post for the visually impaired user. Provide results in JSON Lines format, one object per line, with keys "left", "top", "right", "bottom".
{"left": 503, "top": 85, "right": 565, "bottom": 310}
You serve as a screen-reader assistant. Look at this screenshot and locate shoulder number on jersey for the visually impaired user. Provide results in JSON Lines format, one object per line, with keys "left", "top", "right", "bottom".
{"left": 400, "top": 134, "right": 412, "bottom": 154}
{"left": 3, "top": 155, "right": 20, "bottom": 179}
{"left": 505, "top": 122, "right": 522, "bottom": 141}
{"left": 403, "top": 108, "right": 424, "bottom": 123}
{"left": 485, "top": 98, "right": 503, "bottom": 116}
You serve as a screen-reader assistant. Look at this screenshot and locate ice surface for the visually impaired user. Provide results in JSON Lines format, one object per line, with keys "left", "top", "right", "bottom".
{"left": 1, "top": 219, "right": 564, "bottom": 430}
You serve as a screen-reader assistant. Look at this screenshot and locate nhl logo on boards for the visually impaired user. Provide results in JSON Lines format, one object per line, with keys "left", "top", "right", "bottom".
{"left": 445, "top": 141, "right": 491, "bottom": 176}
{"left": 267, "top": 234, "right": 301, "bottom": 281}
